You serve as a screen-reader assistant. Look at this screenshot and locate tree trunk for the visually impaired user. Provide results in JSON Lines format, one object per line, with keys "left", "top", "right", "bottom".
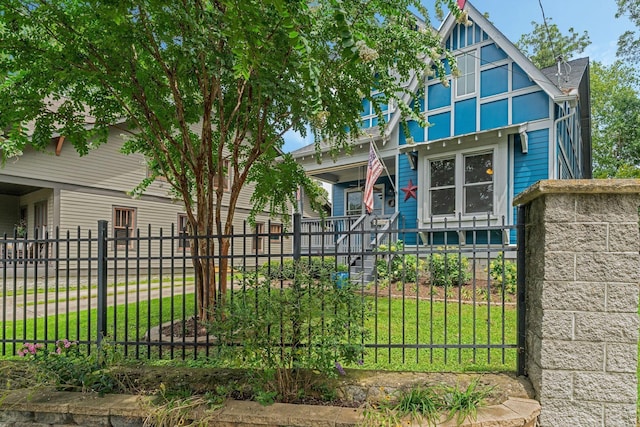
{"left": 192, "top": 229, "right": 217, "bottom": 323}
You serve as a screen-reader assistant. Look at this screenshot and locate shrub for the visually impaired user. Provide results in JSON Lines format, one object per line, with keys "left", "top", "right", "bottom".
{"left": 375, "top": 241, "right": 426, "bottom": 283}
{"left": 260, "top": 257, "right": 346, "bottom": 281}
{"left": 207, "top": 261, "right": 369, "bottom": 403}
{"left": 17, "top": 339, "right": 119, "bottom": 394}
{"left": 427, "top": 251, "right": 470, "bottom": 287}
{"left": 259, "top": 259, "right": 296, "bottom": 280}
{"left": 489, "top": 252, "right": 517, "bottom": 295}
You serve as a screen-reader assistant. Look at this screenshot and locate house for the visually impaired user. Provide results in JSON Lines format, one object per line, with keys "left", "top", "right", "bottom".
{"left": 0, "top": 122, "right": 290, "bottom": 265}
{"left": 293, "top": 1, "right": 590, "bottom": 248}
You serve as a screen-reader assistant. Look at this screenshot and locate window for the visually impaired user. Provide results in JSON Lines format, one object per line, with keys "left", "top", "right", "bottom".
{"left": 346, "top": 190, "right": 363, "bottom": 216}
{"left": 214, "top": 160, "right": 230, "bottom": 190}
{"left": 456, "top": 52, "right": 475, "bottom": 97}
{"left": 360, "top": 92, "right": 393, "bottom": 128}
{"left": 177, "top": 213, "right": 190, "bottom": 250}
{"left": 427, "top": 151, "right": 494, "bottom": 217}
{"left": 464, "top": 153, "right": 493, "bottom": 214}
{"left": 113, "top": 207, "right": 136, "bottom": 249}
{"left": 429, "top": 158, "right": 456, "bottom": 216}
{"left": 269, "top": 224, "right": 282, "bottom": 241}
{"left": 254, "top": 222, "right": 264, "bottom": 253}
{"left": 346, "top": 187, "right": 383, "bottom": 216}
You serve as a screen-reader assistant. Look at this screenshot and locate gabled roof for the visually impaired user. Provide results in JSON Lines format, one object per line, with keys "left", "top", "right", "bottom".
{"left": 540, "top": 57, "right": 589, "bottom": 93}
{"left": 441, "top": 2, "right": 565, "bottom": 99}
{"left": 382, "top": 1, "right": 569, "bottom": 144}
{"left": 292, "top": 1, "right": 586, "bottom": 159}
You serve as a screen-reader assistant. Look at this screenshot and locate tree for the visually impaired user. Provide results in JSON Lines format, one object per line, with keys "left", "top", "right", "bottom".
{"left": 0, "top": 0, "right": 462, "bottom": 321}
{"left": 590, "top": 60, "right": 640, "bottom": 178}
{"left": 515, "top": 18, "right": 590, "bottom": 69}
{"left": 616, "top": 0, "right": 640, "bottom": 63}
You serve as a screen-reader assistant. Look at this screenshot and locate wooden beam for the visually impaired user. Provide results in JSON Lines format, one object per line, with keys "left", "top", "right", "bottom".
{"left": 55, "top": 136, "right": 65, "bottom": 156}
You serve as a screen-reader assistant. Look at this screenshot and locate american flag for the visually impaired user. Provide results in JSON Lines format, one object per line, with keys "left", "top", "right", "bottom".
{"left": 364, "top": 142, "right": 383, "bottom": 214}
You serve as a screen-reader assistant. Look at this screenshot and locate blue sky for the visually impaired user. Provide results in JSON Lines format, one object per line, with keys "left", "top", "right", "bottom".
{"left": 282, "top": 0, "right": 634, "bottom": 153}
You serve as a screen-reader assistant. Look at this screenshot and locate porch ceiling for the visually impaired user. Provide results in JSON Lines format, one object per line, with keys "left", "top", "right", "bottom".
{"left": 0, "top": 182, "right": 41, "bottom": 196}
{"left": 308, "top": 157, "right": 396, "bottom": 184}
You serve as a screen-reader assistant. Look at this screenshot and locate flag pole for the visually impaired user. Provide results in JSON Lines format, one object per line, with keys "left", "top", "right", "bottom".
{"left": 368, "top": 137, "right": 397, "bottom": 195}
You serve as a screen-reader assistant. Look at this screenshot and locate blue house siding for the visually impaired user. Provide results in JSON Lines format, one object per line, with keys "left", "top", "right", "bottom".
{"left": 511, "top": 129, "right": 550, "bottom": 242}
{"left": 397, "top": 154, "right": 418, "bottom": 244}
{"left": 512, "top": 63, "right": 535, "bottom": 90}
{"left": 513, "top": 91, "right": 549, "bottom": 123}
{"left": 480, "top": 65, "right": 508, "bottom": 98}
{"left": 428, "top": 111, "right": 451, "bottom": 140}
{"left": 480, "top": 99, "right": 508, "bottom": 130}
{"left": 480, "top": 43, "right": 507, "bottom": 64}
{"left": 454, "top": 98, "right": 476, "bottom": 135}
{"left": 333, "top": 184, "right": 346, "bottom": 216}
{"left": 428, "top": 83, "right": 451, "bottom": 110}
{"left": 513, "top": 129, "right": 549, "bottom": 196}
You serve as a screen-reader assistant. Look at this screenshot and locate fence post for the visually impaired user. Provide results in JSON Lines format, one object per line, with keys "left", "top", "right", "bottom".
{"left": 293, "top": 213, "right": 301, "bottom": 262}
{"left": 516, "top": 204, "right": 526, "bottom": 377}
{"left": 97, "top": 220, "right": 108, "bottom": 347}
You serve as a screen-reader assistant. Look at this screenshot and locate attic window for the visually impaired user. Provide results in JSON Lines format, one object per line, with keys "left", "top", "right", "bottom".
{"left": 456, "top": 52, "right": 476, "bottom": 97}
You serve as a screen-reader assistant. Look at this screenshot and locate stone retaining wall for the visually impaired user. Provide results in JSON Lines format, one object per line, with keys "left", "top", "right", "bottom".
{"left": 0, "top": 390, "right": 540, "bottom": 427}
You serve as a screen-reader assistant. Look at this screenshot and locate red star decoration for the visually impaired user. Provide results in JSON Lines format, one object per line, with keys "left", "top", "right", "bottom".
{"left": 401, "top": 179, "right": 418, "bottom": 202}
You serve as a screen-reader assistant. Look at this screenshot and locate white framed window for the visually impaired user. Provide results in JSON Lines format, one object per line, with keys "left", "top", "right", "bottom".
{"left": 429, "top": 158, "right": 456, "bottom": 216}
{"left": 463, "top": 152, "right": 494, "bottom": 214}
{"left": 427, "top": 150, "right": 494, "bottom": 217}
{"left": 345, "top": 187, "right": 384, "bottom": 216}
{"left": 455, "top": 52, "right": 476, "bottom": 97}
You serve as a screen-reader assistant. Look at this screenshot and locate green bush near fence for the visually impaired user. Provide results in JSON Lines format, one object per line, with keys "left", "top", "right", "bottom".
{"left": 375, "top": 241, "right": 472, "bottom": 287}
{"left": 488, "top": 252, "right": 517, "bottom": 295}
{"left": 260, "top": 256, "right": 347, "bottom": 281}
{"left": 375, "top": 241, "right": 426, "bottom": 284}
{"left": 427, "top": 252, "right": 471, "bottom": 287}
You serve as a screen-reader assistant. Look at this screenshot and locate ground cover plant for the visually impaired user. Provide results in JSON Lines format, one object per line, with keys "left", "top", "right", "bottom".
{"left": 362, "top": 377, "right": 494, "bottom": 426}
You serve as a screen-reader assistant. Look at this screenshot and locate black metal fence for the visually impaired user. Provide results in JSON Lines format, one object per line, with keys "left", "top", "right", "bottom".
{"left": 0, "top": 211, "right": 525, "bottom": 373}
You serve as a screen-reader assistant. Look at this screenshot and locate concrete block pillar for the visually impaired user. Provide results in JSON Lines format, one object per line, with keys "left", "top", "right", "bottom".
{"left": 514, "top": 180, "right": 640, "bottom": 426}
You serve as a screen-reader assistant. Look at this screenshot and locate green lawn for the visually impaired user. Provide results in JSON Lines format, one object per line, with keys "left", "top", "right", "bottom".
{"left": 1, "top": 290, "right": 516, "bottom": 372}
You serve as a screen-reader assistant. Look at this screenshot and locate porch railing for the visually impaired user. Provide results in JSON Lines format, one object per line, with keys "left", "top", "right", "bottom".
{"left": 300, "top": 215, "right": 361, "bottom": 253}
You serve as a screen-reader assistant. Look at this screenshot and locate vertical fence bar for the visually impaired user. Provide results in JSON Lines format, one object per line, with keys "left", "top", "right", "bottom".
{"left": 516, "top": 205, "right": 527, "bottom": 377}
{"left": 97, "top": 220, "right": 108, "bottom": 347}
{"left": 293, "top": 213, "right": 301, "bottom": 262}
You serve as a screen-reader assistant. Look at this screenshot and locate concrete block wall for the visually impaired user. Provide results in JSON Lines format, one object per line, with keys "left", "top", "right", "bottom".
{"left": 514, "top": 180, "right": 640, "bottom": 426}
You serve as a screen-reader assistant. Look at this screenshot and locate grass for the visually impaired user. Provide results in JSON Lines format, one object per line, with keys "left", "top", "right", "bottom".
{"left": 360, "top": 295, "right": 517, "bottom": 372}
{"left": 1, "top": 288, "right": 516, "bottom": 372}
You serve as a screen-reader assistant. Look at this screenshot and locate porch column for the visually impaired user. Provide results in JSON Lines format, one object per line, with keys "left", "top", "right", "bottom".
{"left": 514, "top": 180, "right": 640, "bottom": 426}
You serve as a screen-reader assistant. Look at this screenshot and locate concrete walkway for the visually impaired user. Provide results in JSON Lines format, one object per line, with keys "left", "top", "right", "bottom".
{"left": 0, "top": 280, "right": 195, "bottom": 322}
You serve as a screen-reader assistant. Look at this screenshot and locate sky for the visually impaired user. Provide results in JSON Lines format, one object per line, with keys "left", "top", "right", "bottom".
{"left": 282, "top": 0, "right": 635, "bottom": 153}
